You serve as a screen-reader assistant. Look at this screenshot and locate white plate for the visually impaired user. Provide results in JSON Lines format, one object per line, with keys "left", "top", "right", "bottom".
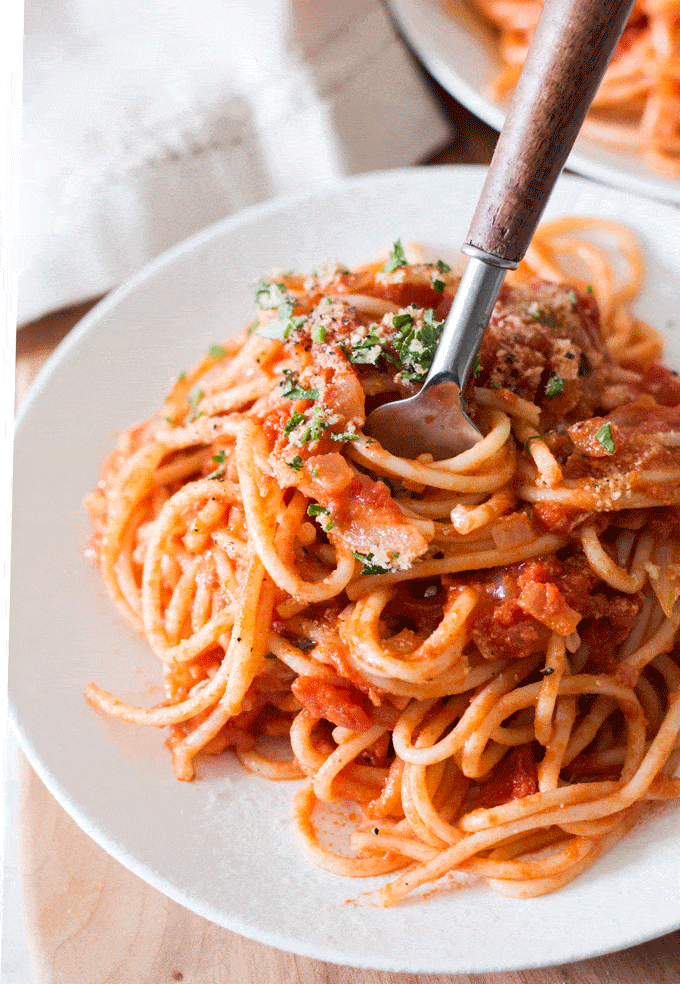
{"left": 388, "top": 0, "right": 680, "bottom": 206}
{"left": 10, "top": 166, "right": 680, "bottom": 975}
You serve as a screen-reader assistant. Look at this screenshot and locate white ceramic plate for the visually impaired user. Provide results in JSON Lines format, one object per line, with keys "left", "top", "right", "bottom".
{"left": 387, "top": 0, "right": 680, "bottom": 206}
{"left": 10, "top": 167, "right": 680, "bottom": 975}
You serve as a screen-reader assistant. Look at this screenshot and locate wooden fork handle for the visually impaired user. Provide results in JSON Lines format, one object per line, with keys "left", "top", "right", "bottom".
{"left": 465, "top": 0, "right": 636, "bottom": 266}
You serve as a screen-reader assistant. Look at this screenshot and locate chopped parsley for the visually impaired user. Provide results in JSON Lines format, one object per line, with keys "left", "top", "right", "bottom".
{"left": 431, "top": 277, "right": 445, "bottom": 293}
{"left": 311, "top": 323, "right": 327, "bottom": 344}
{"left": 177, "top": 371, "right": 187, "bottom": 384}
{"left": 208, "top": 344, "right": 227, "bottom": 359}
{"left": 206, "top": 450, "right": 227, "bottom": 479}
{"left": 472, "top": 353, "right": 481, "bottom": 378}
{"left": 391, "top": 308, "right": 445, "bottom": 383}
{"left": 284, "top": 411, "right": 306, "bottom": 434}
{"left": 346, "top": 309, "right": 448, "bottom": 379}
{"left": 352, "top": 551, "right": 390, "bottom": 575}
{"left": 545, "top": 374, "right": 564, "bottom": 397}
{"left": 524, "top": 430, "right": 556, "bottom": 453}
{"left": 436, "top": 259, "right": 451, "bottom": 273}
{"left": 299, "top": 406, "right": 331, "bottom": 443}
{"left": 251, "top": 278, "right": 289, "bottom": 310}
{"left": 347, "top": 331, "right": 399, "bottom": 369}
{"left": 586, "top": 285, "right": 594, "bottom": 294}
{"left": 287, "top": 455, "right": 304, "bottom": 471}
{"left": 185, "top": 385, "right": 204, "bottom": 423}
{"left": 247, "top": 318, "right": 260, "bottom": 335}
{"left": 281, "top": 369, "right": 320, "bottom": 401}
{"left": 307, "top": 503, "right": 328, "bottom": 517}
{"left": 565, "top": 289, "right": 578, "bottom": 305}
{"left": 527, "top": 303, "right": 560, "bottom": 330}
{"left": 307, "top": 505, "right": 335, "bottom": 532}
{"left": 257, "top": 318, "right": 287, "bottom": 341}
{"left": 595, "top": 422, "right": 616, "bottom": 454}
{"left": 257, "top": 300, "right": 306, "bottom": 341}
{"left": 330, "top": 430, "right": 360, "bottom": 442}
{"left": 382, "top": 239, "right": 408, "bottom": 272}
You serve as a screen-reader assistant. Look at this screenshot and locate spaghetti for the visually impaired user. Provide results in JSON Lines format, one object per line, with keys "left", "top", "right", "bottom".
{"left": 458, "top": 0, "right": 680, "bottom": 177}
{"left": 85, "top": 220, "right": 680, "bottom": 905}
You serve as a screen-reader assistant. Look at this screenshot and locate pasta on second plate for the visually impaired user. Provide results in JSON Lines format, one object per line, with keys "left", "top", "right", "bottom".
{"left": 462, "top": 0, "right": 680, "bottom": 177}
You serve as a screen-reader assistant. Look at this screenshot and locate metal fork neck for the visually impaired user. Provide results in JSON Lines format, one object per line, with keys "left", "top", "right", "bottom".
{"left": 424, "top": 256, "right": 508, "bottom": 392}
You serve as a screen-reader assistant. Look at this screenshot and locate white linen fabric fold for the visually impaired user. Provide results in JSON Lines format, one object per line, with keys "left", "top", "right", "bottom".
{"left": 18, "top": 0, "right": 451, "bottom": 323}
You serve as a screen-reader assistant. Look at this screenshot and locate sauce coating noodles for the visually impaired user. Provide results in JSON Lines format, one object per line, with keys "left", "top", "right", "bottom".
{"left": 86, "top": 221, "right": 680, "bottom": 904}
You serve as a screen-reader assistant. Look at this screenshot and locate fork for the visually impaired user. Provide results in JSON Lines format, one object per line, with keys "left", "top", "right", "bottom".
{"left": 365, "top": 0, "right": 636, "bottom": 460}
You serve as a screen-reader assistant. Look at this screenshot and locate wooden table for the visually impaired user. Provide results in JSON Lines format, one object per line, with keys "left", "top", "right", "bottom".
{"left": 14, "top": 87, "right": 680, "bottom": 984}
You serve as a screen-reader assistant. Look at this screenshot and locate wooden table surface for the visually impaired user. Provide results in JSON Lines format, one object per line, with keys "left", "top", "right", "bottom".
{"left": 13, "top": 86, "right": 680, "bottom": 984}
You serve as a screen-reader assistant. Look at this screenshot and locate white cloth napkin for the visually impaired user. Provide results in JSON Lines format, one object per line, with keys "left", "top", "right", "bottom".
{"left": 18, "top": 0, "right": 451, "bottom": 324}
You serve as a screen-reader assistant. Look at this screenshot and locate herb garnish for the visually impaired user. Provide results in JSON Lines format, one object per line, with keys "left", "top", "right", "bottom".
{"left": 311, "top": 324, "right": 326, "bottom": 344}
{"left": 565, "top": 289, "right": 578, "bottom": 305}
{"left": 185, "top": 385, "right": 204, "bottom": 423}
{"left": 472, "top": 353, "right": 481, "bottom": 378}
{"left": 527, "top": 303, "right": 560, "bottom": 330}
{"left": 595, "top": 422, "right": 616, "bottom": 454}
{"left": 256, "top": 318, "right": 287, "bottom": 341}
{"left": 391, "top": 308, "right": 445, "bottom": 383}
{"left": 436, "top": 259, "right": 451, "bottom": 273}
{"left": 524, "top": 430, "right": 556, "bottom": 453}
{"left": 208, "top": 344, "right": 227, "bottom": 359}
{"left": 284, "top": 411, "right": 306, "bottom": 435}
{"left": 299, "top": 406, "right": 330, "bottom": 443}
{"left": 281, "top": 369, "right": 320, "bottom": 401}
{"left": 257, "top": 300, "right": 306, "bottom": 340}
{"left": 307, "top": 504, "right": 335, "bottom": 531}
{"left": 330, "top": 430, "right": 360, "bottom": 442}
{"left": 287, "top": 455, "right": 304, "bottom": 471}
{"left": 352, "top": 550, "right": 390, "bottom": 575}
{"left": 251, "top": 278, "right": 289, "bottom": 310}
{"left": 307, "top": 503, "right": 328, "bottom": 517}
{"left": 545, "top": 374, "right": 564, "bottom": 397}
{"left": 431, "top": 277, "right": 445, "bottom": 293}
{"left": 206, "top": 450, "right": 227, "bottom": 479}
{"left": 382, "top": 239, "right": 408, "bottom": 272}
{"left": 347, "top": 331, "right": 399, "bottom": 369}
